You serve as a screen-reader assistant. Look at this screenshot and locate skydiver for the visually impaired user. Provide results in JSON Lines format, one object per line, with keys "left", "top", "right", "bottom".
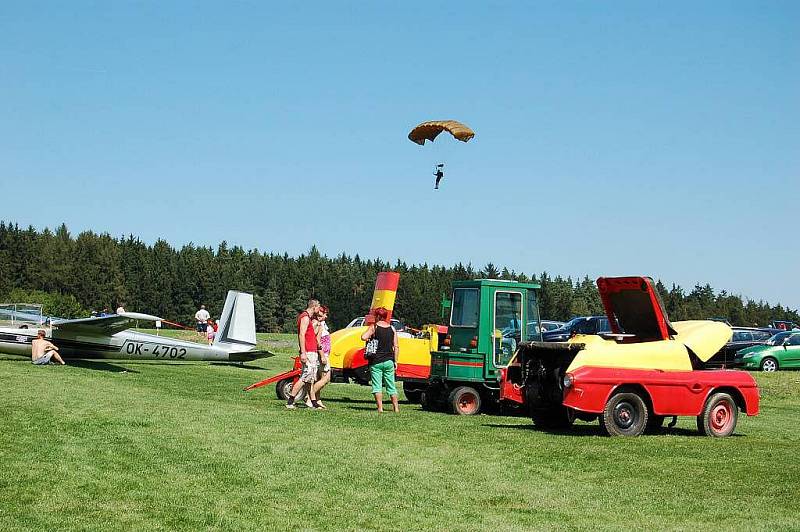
{"left": 434, "top": 164, "right": 444, "bottom": 190}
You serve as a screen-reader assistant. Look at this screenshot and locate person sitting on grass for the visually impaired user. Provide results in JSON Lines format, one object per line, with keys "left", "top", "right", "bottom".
{"left": 361, "top": 307, "right": 399, "bottom": 413}
{"left": 31, "top": 330, "right": 65, "bottom": 366}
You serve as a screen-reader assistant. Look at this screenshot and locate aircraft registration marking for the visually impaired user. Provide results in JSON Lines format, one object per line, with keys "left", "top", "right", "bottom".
{"left": 123, "top": 340, "right": 187, "bottom": 359}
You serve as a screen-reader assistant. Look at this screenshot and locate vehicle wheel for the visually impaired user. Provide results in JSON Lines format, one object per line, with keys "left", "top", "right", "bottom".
{"left": 276, "top": 379, "right": 305, "bottom": 402}
{"left": 275, "top": 378, "right": 293, "bottom": 400}
{"left": 697, "top": 392, "right": 738, "bottom": 437}
{"left": 532, "top": 406, "right": 576, "bottom": 429}
{"left": 761, "top": 357, "right": 779, "bottom": 372}
{"left": 645, "top": 415, "right": 665, "bottom": 434}
{"left": 599, "top": 391, "right": 649, "bottom": 437}
{"left": 402, "top": 382, "right": 424, "bottom": 404}
{"left": 448, "top": 386, "right": 482, "bottom": 415}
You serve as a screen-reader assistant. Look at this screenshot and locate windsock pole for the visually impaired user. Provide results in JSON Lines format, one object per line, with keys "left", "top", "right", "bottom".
{"left": 365, "top": 272, "right": 400, "bottom": 324}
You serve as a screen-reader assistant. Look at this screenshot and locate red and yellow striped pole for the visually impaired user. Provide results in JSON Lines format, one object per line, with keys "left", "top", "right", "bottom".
{"left": 365, "top": 272, "right": 400, "bottom": 324}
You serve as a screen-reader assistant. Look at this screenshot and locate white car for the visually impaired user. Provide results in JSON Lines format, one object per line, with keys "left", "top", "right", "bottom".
{"left": 346, "top": 316, "right": 405, "bottom": 331}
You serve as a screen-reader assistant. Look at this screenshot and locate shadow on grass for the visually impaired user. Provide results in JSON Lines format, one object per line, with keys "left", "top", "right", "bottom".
{"left": 68, "top": 359, "right": 138, "bottom": 374}
{"left": 318, "top": 397, "right": 376, "bottom": 404}
{"left": 209, "top": 362, "right": 263, "bottom": 370}
{"left": 484, "top": 422, "right": 737, "bottom": 438}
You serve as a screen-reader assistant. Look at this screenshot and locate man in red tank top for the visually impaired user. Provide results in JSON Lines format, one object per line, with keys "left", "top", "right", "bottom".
{"left": 286, "top": 299, "right": 322, "bottom": 409}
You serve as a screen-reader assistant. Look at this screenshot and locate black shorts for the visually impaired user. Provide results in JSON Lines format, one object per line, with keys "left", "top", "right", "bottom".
{"left": 196, "top": 322, "right": 208, "bottom": 332}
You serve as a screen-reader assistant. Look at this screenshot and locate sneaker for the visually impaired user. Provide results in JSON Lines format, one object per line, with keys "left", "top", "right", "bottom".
{"left": 316, "top": 402, "right": 327, "bottom": 410}
{"left": 285, "top": 404, "right": 296, "bottom": 410}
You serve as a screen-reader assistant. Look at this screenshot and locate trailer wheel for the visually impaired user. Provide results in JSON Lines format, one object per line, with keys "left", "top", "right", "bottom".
{"left": 697, "top": 392, "right": 738, "bottom": 437}
{"left": 532, "top": 407, "right": 576, "bottom": 429}
{"left": 600, "top": 391, "right": 649, "bottom": 437}
{"left": 276, "top": 379, "right": 305, "bottom": 403}
{"left": 275, "top": 378, "right": 293, "bottom": 400}
{"left": 449, "top": 386, "right": 481, "bottom": 415}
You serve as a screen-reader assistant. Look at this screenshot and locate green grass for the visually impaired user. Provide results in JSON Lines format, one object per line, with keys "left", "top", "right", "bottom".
{"left": 1, "top": 333, "right": 799, "bottom": 531}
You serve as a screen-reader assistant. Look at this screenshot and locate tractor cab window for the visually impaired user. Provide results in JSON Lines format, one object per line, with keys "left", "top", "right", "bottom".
{"left": 495, "top": 291, "right": 523, "bottom": 367}
{"left": 526, "top": 289, "right": 542, "bottom": 341}
{"left": 451, "top": 288, "right": 479, "bottom": 328}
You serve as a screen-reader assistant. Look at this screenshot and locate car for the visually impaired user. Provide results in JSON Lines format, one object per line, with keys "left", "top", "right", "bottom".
{"left": 501, "top": 276, "right": 759, "bottom": 437}
{"left": 345, "top": 316, "right": 405, "bottom": 332}
{"left": 733, "top": 331, "right": 800, "bottom": 371}
{"left": 539, "top": 320, "right": 565, "bottom": 332}
{"left": 706, "top": 327, "right": 779, "bottom": 368}
{"left": 770, "top": 320, "right": 800, "bottom": 331}
{"left": 541, "top": 316, "right": 611, "bottom": 342}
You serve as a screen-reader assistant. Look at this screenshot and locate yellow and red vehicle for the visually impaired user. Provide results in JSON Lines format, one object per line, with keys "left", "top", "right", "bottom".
{"left": 501, "top": 276, "right": 759, "bottom": 437}
{"left": 245, "top": 272, "right": 444, "bottom": 401}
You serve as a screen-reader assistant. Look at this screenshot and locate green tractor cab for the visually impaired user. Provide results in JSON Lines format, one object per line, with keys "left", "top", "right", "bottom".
{"left": 424, "top": 279, "right": 542, "bottom": 415}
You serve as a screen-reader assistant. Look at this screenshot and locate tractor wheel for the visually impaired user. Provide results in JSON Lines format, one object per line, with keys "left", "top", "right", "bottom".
{"left": 761, "top": 357, "right": 779, "bottom": 372}
{"left": 697, "top": 392, "right": 738, "bottom": 437}
{"left": 645, "top": 415, "right": 665, "bottom": 434}
{"left": 448, "top": 386, "right": 482, "bottom": 415}
{"left": 532, "top": 406, "right": 576, "bottom": 430}
{"left": 600, "top": 391, "right": 649, "bottom": 437}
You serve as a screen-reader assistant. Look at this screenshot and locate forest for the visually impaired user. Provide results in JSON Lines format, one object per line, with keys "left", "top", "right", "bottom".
{"left": 1, "top": 222, "right": 797, "bottom": 331}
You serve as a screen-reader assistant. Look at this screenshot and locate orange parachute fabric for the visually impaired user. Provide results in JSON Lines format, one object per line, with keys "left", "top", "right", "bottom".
{"left": 408, "top": 120, "right": 475, "bottom": 145}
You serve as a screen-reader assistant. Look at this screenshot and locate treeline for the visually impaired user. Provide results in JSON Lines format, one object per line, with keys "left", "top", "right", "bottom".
{"left": 0, "top": 222, "right": 797, "bottom": 331}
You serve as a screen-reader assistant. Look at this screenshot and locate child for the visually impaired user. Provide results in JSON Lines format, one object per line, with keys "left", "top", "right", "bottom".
{"left": 206, "top": 318, "right": 218, "bottom": 345}
{"left": 310, "top": 306, "right": 332, "bottom": 408}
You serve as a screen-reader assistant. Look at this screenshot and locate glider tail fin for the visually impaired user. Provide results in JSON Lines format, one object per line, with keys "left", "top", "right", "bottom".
{"left": 214, "top": 291, "right": 258, "bottom": 352}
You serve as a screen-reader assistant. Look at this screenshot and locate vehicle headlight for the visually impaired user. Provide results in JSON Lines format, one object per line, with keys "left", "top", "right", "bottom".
{"left": 563, "top": 374, "right": 574, "bottom": 389}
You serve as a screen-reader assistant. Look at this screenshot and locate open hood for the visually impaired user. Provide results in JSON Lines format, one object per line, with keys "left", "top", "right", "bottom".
{"left": 597, "top": 276, "right": 676, "bottom": 341}
{"left": 596, "top": 276, "right": 731, "bottom": 361}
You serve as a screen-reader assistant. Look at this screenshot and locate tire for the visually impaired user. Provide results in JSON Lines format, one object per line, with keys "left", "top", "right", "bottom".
{"left": 448, "top": 386, "right": 482, "bottom": 415}
{"left": 275, "top": 378, "right": 293, "bottom": 400}
{"left": 645, "top": 415, "right": 665, "bottom": 434}
{"left": 599, "top": 391, "right": 649, "bottom": 437}
{"left": 276, "top": 378, "right": 305, "bottom": 402}
{"left": 403, "top": 382, "right": 424, "bottom": 404}
{"left": 532, "top": 406, "right": 576, "bottom": 429}
{"left": 761, "top": 357, "right": 779, "bottom": 372}
{"left": 697, "top": 392, "right": 738, "bottom": 437}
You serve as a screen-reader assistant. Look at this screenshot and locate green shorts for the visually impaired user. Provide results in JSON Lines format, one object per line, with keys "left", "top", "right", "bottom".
{"left": 369, "top": 360, "right": 397, "bottom": 396}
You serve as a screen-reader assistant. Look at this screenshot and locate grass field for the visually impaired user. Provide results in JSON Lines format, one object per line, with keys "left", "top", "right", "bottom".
{"left": 2, "top": 332, "right": 799, "bottom": 531}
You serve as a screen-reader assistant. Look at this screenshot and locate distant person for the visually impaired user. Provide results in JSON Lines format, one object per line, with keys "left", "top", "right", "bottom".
{"left": 116, "top": 303, "right": 126, "bottom": 314}
{"left": 433, "top": 164, "right": 444, "bottom": 190}
{"left": 206, "top": 318, "right": 218, "bottom": 345}
{"left": 195, "top": 305, "right": 210, "bottom": 335}
{"left": 31, "top": 330, "right": 65, "bottom": 365}
{"left": 100, "top": 307, "right": 110, "bottom": 317}
{"left": 286, "top": 299, "right": 322, "bottom": 410}
{"left": 361, "top": 307, "right": 399, "bottom": 413}
{"left": 310, "top": 305, "right": 331, "bottom": 409}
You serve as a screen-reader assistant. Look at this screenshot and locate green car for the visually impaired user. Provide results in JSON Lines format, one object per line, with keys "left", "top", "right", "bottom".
{"left": 734, "top": 331, "right": 800, "bottom": 371}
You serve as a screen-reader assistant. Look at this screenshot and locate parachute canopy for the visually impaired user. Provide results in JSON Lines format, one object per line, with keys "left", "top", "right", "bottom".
{"left": 408, "top": 120, "right": 475, "bottom": 146}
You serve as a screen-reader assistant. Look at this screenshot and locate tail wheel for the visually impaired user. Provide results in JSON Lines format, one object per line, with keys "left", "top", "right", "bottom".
{"left": 600, "top": 391, "right": 649, "bottom": 437}
{"left": 448, "top": 386, "right": 481, "bottom": 415}
{"left": 697, "top": 392, "right": 738, "bottom": 437}
{"left": 761, "top": 357, "right": 778, "bottom": 372}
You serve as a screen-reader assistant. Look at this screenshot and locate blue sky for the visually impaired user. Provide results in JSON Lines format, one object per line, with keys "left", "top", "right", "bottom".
{"left": 1, "top": 2, "right": 798, "bottom": 309}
